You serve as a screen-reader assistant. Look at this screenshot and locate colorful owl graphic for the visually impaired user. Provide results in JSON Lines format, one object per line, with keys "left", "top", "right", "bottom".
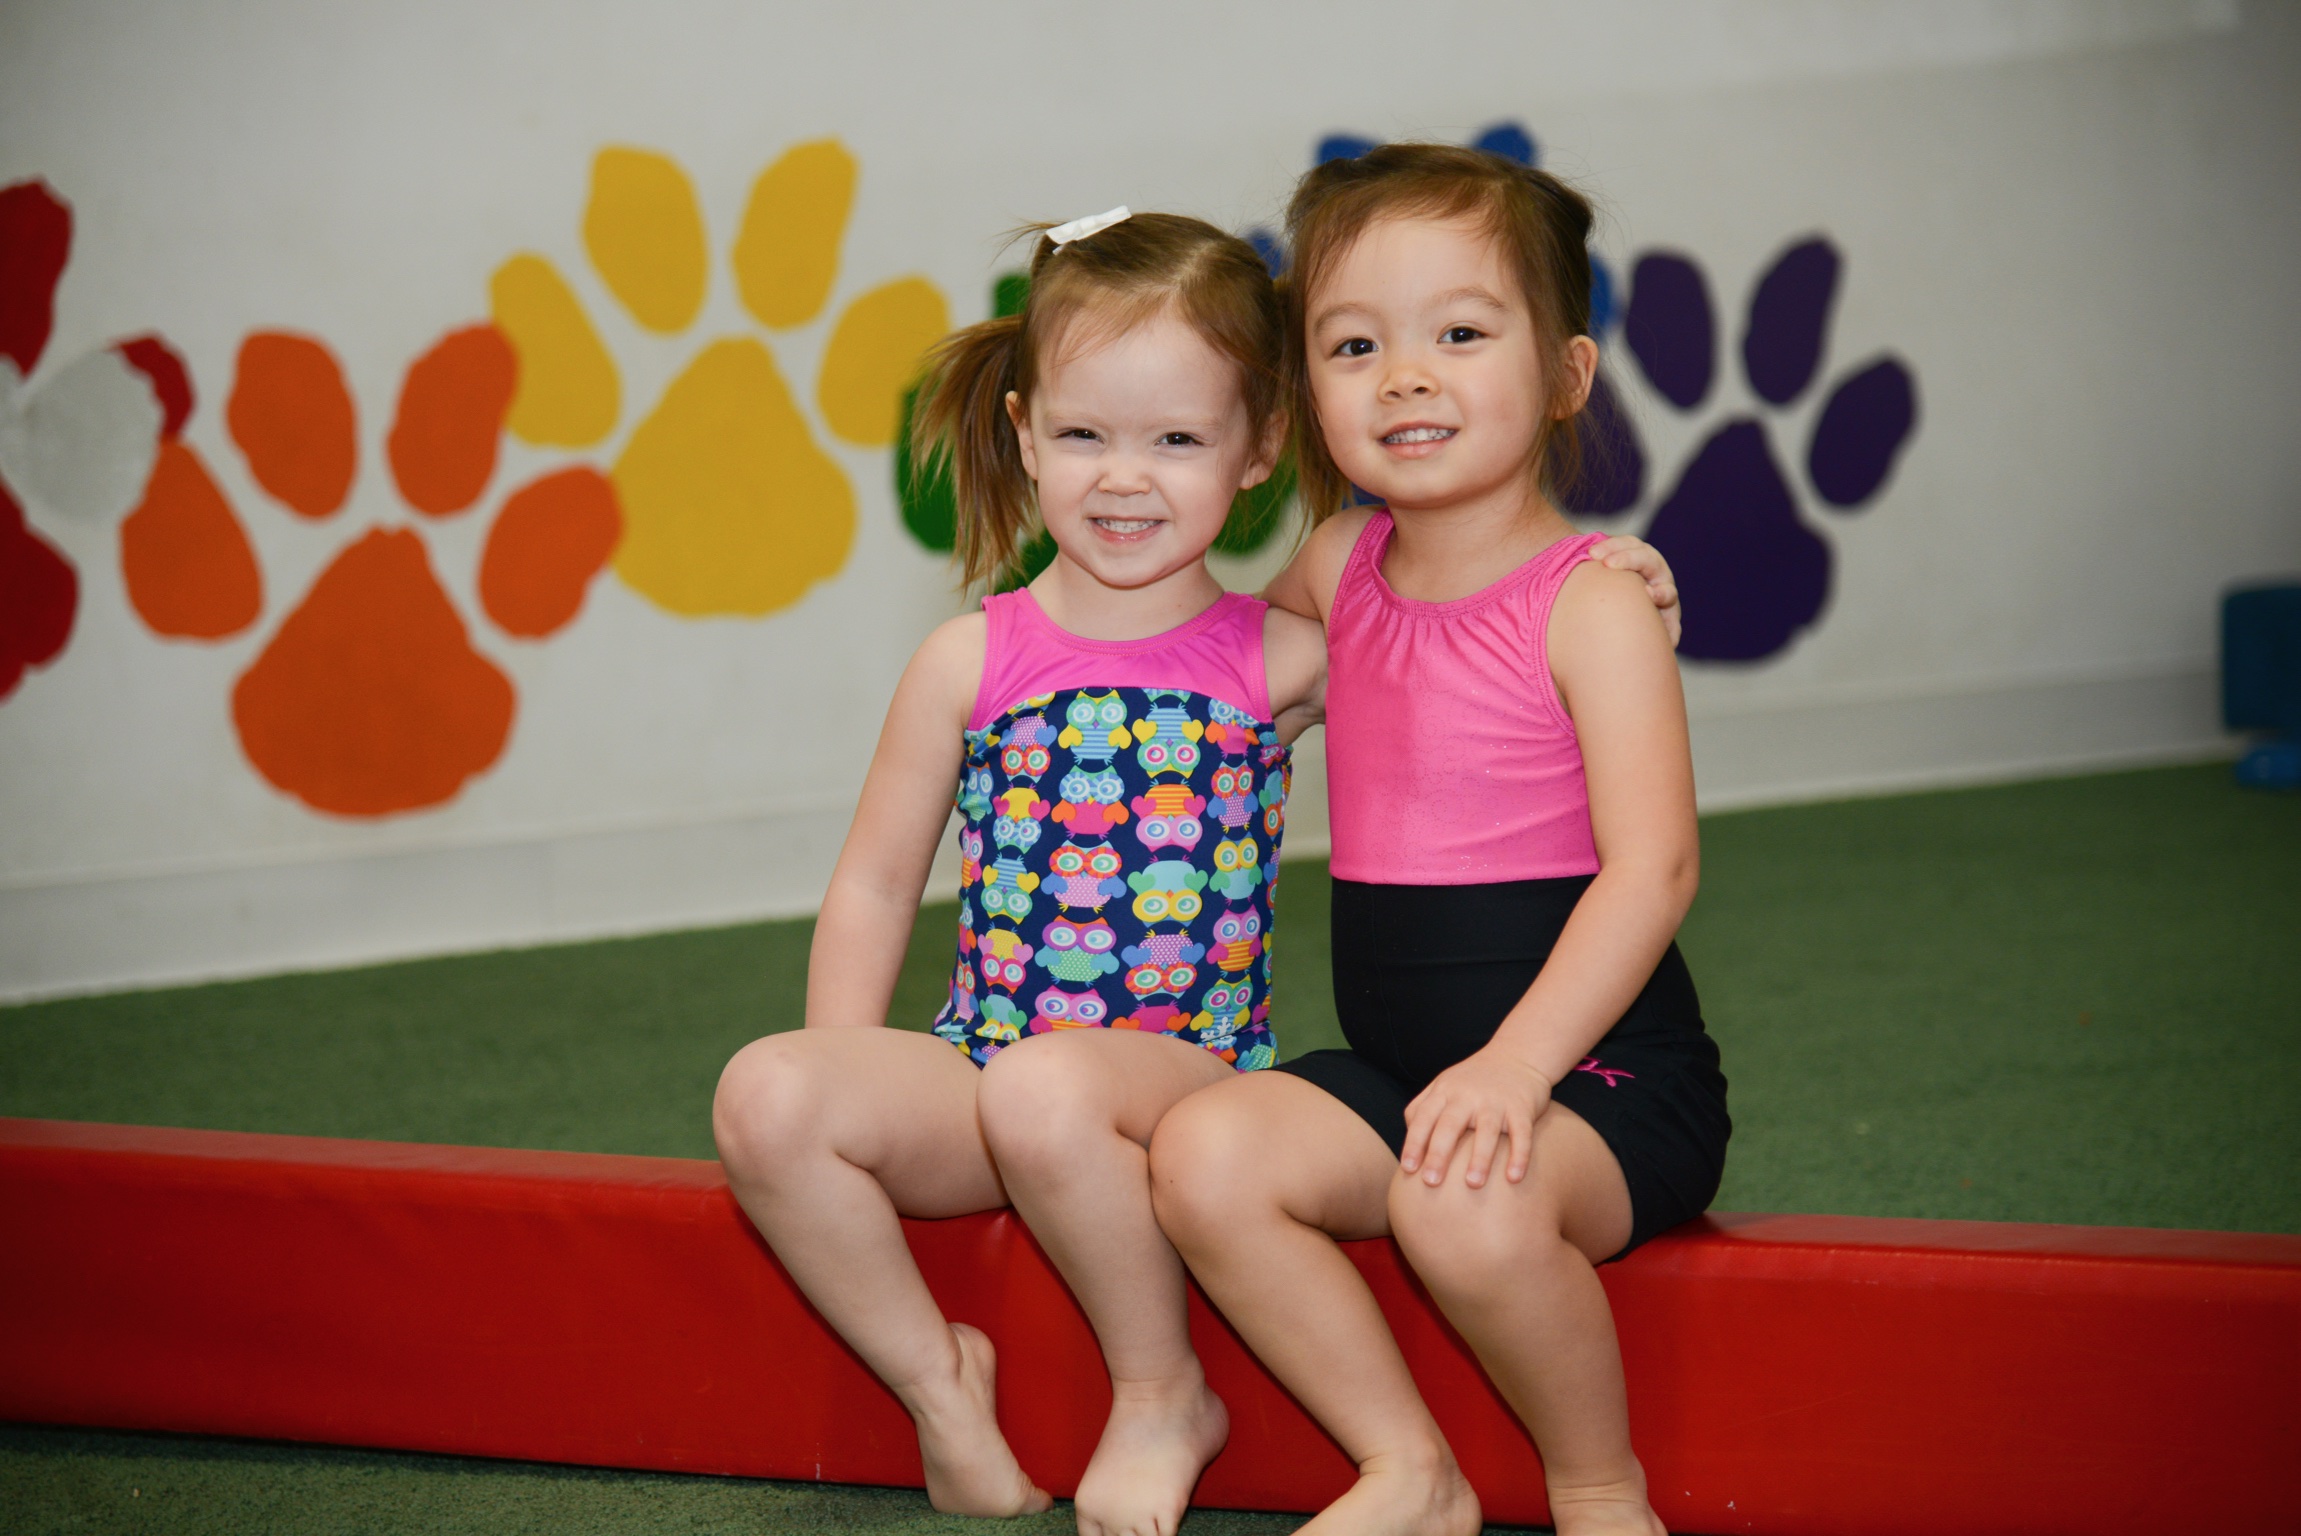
{"left": 999, "top": 712, "right": 1057, "bottom": 783}
{"left": 1209, "top": 904, "right": 1263, "bottom": 974}
{"left": 1208, "top": 762, "right": 1257, "bottom": 831}
{"left": 1202, "top": 976, "right": 1253, "bottom": 1035}
{"left": 1036, "top": 914, "right": 1121, "bottom": 982}
{"left": 1045, "top": 840, "right": 1128, "bottom": 912}
{"left": 1208, "top": 834, "right": 1263, "bottom": 901}
{"left": 977, "top": 993, "right": 1026, "bottom": 1044}
{"left": 1058, "top": 691, "right": 1132, "bottom": 765}
{"left": 978, "top": 854, "right": 1041, "bottom": 923}
{"left": 958, "top": 826, "right": 984, "bottom": 890}
{"left": 1032, "top": 987, "right": 1111, "bottom": 1032}
{"left": 1121, "top": 928, "right": 1205, "bottom": 1001}
{"left": 1131, "top": 692, "right": 1205, "bottom": 781}
{"left": 1130, "top": 783, "right": 1207, "bottom": 854}
{"left": 957, "top": 760, "right": 994, "bottom": 821}
{"left": 1052, "top": 763, "right": 1130, "bottom": 837}
{"left": 979, "top": 928, "right": 1036, "bottom": 993}
{"left": 993, "top": 785, "right": 1050, "bottom": 853}
{"left": 1127, "top": 859, "right": 1208, "bottom": 926}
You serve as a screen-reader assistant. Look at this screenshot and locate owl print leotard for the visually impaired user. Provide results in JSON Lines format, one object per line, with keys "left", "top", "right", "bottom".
{"left": 933, "top": 588, "right": 1289, "bottom": 1071}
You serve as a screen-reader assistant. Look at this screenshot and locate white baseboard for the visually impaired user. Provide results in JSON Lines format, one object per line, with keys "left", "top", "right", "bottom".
{"left": 0, "top": 665, "right": 2234, "bottom": 1005}
{"left": 1687, "top": 663, "right": 2234, "bottom": 811}
{"left": 0, "top": 806, "right": 860, "bottom": 1006}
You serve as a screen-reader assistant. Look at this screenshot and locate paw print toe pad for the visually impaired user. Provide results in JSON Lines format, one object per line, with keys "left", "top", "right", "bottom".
{"left": 1808, "top": 357, "right": 1918, "bottom": 509}
{"left": 1742, "top": 238, "right": 1840, "bottom": 406}
{"left": 1626, "top": 254, "right": 1715, "bottom": 411}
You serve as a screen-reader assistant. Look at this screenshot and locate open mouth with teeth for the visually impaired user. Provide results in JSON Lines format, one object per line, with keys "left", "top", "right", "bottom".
{"left": 1090, "top": 516, "right": 1161, "bottom": 536}
{"left": 1383, "top": 426, "right": 1458, "bottom": 446}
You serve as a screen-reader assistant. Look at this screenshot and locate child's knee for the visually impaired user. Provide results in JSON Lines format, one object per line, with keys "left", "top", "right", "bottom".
{"left": 1148, "top": 1092, "right": 1257, "bottom": 1240}
{"left": 712, "top": 1036, "right": 830, "bottom": 1177}
{"left": 1389, "top": 1174, "right": 1562, "bottom": 1300}
{"left": 976, "top": 1040, "right": 1105, "bottom": 1168}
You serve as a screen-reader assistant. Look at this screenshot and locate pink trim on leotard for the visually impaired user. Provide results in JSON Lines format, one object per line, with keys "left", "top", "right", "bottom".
{"left": 1323, "top": 513, "right": 1605, "bottom": 885}
{"left": 968, "top": 588, "right": 1272, "bottom": 732}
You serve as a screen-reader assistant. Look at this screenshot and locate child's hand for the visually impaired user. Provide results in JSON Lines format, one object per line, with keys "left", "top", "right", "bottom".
{"left": 1592, "top": 535, "right": 1681, "bottom": 647}
{"left": 1398, "top": 1047, "right": 1555, "bottom": 1190}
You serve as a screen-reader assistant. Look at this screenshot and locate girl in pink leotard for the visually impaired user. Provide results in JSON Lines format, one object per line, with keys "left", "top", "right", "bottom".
{"left": 1153, "top": 146, "right": 1724, "bottom": 1536}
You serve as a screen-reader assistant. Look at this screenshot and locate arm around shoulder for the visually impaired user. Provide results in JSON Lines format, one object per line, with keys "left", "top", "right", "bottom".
{"left": 1262, "top": 605, "right": 1326, "bottom": 744}
{"left": 1260, "top": 508, "right": 1375, "bottom": 626}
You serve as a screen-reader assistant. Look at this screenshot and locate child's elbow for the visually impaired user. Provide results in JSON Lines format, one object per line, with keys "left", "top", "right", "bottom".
{"left": 1630, "top": 844, "right": 1699, "bottom": 922}
{"left": 1668, "top": 853, "right": 1700, "bottom": 919}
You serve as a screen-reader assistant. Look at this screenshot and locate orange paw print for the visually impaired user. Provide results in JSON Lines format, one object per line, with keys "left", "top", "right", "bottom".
{"left": 105, "top": 137, "right": 937, "bottom": 820}
{"left": 122, "top": 325, "right": 619, "bottom": 817}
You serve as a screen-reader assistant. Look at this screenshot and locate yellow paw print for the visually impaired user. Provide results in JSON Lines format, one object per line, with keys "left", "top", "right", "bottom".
{"left": 491, "top": 141, "right": 948, "bottom": 616}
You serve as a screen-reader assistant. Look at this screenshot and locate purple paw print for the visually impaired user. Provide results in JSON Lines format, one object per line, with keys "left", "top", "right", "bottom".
{"left": 1575, "top": 239, "right": 1920, "bottom": 660}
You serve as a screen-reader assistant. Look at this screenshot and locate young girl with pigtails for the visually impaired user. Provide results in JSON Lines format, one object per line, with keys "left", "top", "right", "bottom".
{"left": 714, "top": 204, "right": 1681, "bottom": 1536}
{"left": 1153, "top": 147, "right": 1729, "bottom": 1536}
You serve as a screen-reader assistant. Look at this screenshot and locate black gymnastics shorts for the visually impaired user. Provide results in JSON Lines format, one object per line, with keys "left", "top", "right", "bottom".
{"left": 1275, "top": 875, "right": 1730, "bottom": 1259}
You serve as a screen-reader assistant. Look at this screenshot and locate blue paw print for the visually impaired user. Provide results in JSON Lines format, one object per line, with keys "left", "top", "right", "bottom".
{"left": 1307, "top": 123, "right": 1919, "bottom": 662}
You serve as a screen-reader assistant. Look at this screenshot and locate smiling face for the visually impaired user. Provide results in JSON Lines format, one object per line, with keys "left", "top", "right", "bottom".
{"left": 1010, "top": 308, "right": 1276, "bottom": 592}
{"left": 1306, "top": 215, "right": 1594, "bottom": 518}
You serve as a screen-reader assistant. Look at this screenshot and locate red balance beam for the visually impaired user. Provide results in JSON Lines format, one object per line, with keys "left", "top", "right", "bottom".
{"left": 0, "top": 1118, "right": 2293, "bottom": 1534}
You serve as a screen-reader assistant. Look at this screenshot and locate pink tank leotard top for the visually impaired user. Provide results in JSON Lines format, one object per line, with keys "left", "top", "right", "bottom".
{"left": 970, "top": 588, "right": 1271, "bottom": 730}
{"left": 1324, "top": 515, "right": 1605, "bottom": 885}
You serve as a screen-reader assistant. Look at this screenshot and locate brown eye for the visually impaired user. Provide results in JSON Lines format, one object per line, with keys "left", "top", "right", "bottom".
{"left": 1335, "top": 338, "right": 1375, "bottom": 358}
{"left": 1443, "top": 326, "right": 1482, "bottom": 344}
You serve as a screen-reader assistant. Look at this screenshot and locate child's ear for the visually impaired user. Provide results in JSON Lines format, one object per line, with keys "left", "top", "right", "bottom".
{"left": 1006, "top": 390, "right": 1039, "bottom": 480}
{"left": 1556, "top": 336, "right": 1600, "bottom": 418}
{"left": 1239, "top": 411, "right": 1290, "bottom": 491}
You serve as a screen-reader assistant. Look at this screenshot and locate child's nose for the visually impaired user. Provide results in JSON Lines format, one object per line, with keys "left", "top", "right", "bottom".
{"left": 1096, "top": 455, "right": 1155, "bottom": 494}
{"left": 1380, "top": 360, "right": 1438, "bottom": 399}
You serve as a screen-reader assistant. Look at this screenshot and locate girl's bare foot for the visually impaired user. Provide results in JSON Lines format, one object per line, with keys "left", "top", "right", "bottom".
{"left": 1074, "top": 1367, "right": 1230, "bottom": 1536}
{"left": 905, "top": 1323, "right": 1052, "bottom": 1517}
{"left": 1547, "top": 1471, "right": 1668, "bottom": 1536}
{"left": 1295, "top": 1447, "right": 1481, "bottom": 1536}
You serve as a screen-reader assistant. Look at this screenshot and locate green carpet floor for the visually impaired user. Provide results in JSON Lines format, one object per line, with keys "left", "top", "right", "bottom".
{"left": 0, "top": 1426, "right": 1321, "bottom": 1536}
{"left": 3, "top": 763, "right": 2297, "bottom": 1534}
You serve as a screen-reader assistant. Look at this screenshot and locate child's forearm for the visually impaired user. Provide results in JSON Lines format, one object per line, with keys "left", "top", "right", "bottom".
{"left": 1485, "top": 857, "right": 1696, "bottom": 1084}
{"left": 802, "top": 875, "right": 923, "bottom": 1031}
{"left": 1261, "top": 582, "right": 1319, "bottom": 622}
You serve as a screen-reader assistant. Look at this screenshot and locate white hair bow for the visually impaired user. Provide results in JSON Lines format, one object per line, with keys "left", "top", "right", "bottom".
{"left": 1048, "top": 206, "right": 1131, "bottom": 246}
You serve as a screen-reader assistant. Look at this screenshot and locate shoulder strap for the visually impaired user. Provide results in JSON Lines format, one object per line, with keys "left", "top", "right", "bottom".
{"left": 1329, "top": 510, "right": 1392, "bottom": 625}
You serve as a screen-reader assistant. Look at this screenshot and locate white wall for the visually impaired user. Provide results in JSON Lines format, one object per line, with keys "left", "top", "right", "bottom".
{"left": 2, "top": 0, "right": 2294, "bottom": 1001}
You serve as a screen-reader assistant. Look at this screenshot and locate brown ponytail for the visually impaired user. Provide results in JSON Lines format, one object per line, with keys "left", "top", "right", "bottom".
{"left": 911, "top": 212, "right": 1286, "bottom": 589}
{"left": 914, "top": 313, "right": 1032, "bottom": 590}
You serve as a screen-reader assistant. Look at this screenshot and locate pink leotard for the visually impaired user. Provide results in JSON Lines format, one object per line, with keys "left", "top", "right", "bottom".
{"left": 970, "top": 588, "right": 1271, "bottom": 731}
{"left": 1323, "top": 514, "right": 1605, "bottom": 885}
